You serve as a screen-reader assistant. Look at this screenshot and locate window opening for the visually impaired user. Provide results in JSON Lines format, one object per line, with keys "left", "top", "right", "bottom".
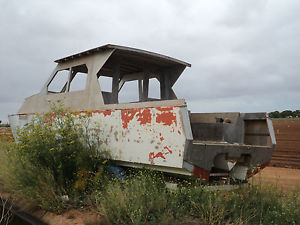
{"left": 98, "top": 75, "right": 113, "bottom": 92}
{"left": 118, "top": 80, "right": 139, "bottom": 103}
{"left": 69, "top": 64, "right": 88, "bottom": 92}
{"left": 69, "top": 72, "right": 87, "bottom": 91}
{"left": 148, "top": 78, "right": 160, "bottom": 100}
{"left": 48, "top": 69, "right": 69, "bottom": 93}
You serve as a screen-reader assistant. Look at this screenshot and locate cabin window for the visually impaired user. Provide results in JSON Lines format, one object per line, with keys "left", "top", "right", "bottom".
{"left": 69, "top": 64, "right": 88, "bottom": 92}
{"left": 47, "top": 64, "right": 88, "bottom": 93}
{"left": 97, "top": 75, "right": 113, "bottom": 104}
{"left": 48, "top": 69, "right": 69, "bottom": 93}
{"left": 98, "top": 76, "right": 112, "bottom": 92}
{"left": 148, "top": 78, "right": 160, "bottom": 100}
{"left": 118, "top": 80, "right": 139, "bottom": 103}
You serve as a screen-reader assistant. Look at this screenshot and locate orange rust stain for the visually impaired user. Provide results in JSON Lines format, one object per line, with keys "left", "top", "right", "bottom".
{"left": 156, "top": 106, "right": 177, "bottom": 112}
{"left": 149, "top": 152, "right": 166, "bottom": 160}
{"left": 121, "top": 108, "right": 152, "bottom": 129}
{"left": 163, "top": 146, "right": 173, "bottom": 154}
{"left": 193, "top": 166, "right": 210, "bottom": 181}
{"left": 49, "top": 112, "right": 57, "bottom": 118}
{"left": 44, "top": 112, "right": 62, "bottom": 124}
{"left": 156, "top": 107, "right": 177, "bottom": 126}
{"left": 149, "top": 146, "right": 174, "bottom": 161}
{"left": 81, "top": 111, "right": 93, "bottom": 117}
{"left": 136, "top": 108, "right": 152, "bottom": 125}
{"left": 94, "top": 110, "right": 113, "bottom": 117}
{"left": 121, "top": 109, "right": 139, "bottom": 129}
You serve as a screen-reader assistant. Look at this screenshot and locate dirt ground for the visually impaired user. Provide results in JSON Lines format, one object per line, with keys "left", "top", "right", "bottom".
{"left": 253, "top": 166, "right": 300, "bottom": 192}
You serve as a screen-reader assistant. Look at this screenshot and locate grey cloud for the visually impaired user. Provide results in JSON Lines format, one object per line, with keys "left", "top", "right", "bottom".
{"left": 1, "top": 0, "right": 300, "bottom": 122}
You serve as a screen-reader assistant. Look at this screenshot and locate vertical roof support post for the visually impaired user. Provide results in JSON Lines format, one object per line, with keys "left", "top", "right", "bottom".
{"left": 112, "top": 60, "right": 120, "bottom": 104}
{"left": 66, "top": 67, "right": 73, "bottom": 92}
{"left": 164, "top": 70, "right": 171, "bottom": 100}
{"left": 160, "top": 70, "right": 170, "bottom": 100}
{"left": 160, "top": 72, "right": 165, "bottom": 100}
{"left": 142, "top": 69, "right": 149, "bottom": 101}
{"left": 138, "top": 80, "right": 143, "bottom": 101}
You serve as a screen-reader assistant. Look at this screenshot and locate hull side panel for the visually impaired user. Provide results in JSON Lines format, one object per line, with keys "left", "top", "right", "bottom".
{"left": 9, "top": 105, "right": 188, "bottom": 169}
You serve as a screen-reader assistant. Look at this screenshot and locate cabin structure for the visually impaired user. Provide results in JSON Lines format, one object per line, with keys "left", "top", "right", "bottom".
{"left": 9, "top": 44, "right": 276, "bottom": 182}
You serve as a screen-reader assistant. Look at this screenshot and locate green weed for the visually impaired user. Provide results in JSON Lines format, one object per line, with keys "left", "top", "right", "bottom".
{"left": 0, "top": 103, "right": 110, "bottom": 211}
{"left": 97, "top": 171, "right": 173, "bottom": 225}
{"left": 96, "top": 171, "right": 300, "bottom": 225}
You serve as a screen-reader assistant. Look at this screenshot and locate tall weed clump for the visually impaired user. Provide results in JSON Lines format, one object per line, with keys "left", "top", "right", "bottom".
{"left": 223, "top": 185, "right": 300, "bottom": 225}
{"left": 97, "top": 172, "right": 300, "bottom": 225}
{"left": 97, "top": 171, "right": 174, "bottom": 225}
{"left": 0, "top": 104, "right": 109, "bottom": 211}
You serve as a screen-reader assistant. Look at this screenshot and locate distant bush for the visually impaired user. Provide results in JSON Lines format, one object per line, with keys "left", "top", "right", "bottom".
{"left": 269, "top": 110, "right": 300, "bottom": 118}
{"left": 0, "top": 103, "right": 110, "bottom": 211}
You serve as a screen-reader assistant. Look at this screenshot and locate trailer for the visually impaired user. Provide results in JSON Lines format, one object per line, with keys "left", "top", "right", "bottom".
{"left": 8, "top": 44, "right": 276, "bottom": 182}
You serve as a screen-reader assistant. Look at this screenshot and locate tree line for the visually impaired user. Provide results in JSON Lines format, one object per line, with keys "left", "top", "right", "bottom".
{"left": 269, "top": 110, "right": 300, "bottom": 118}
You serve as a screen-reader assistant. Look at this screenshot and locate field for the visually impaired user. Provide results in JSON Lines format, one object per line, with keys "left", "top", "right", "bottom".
{"left": 271, "top": 119, "right": 300, "bottom": 168}
{"left": 253, "top": 167, "right": 300, "bottom": 191}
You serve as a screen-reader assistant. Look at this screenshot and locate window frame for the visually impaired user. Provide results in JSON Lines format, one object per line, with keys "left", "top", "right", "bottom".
{"left": 47, "top": 64, "right": 88, "bottom": 94}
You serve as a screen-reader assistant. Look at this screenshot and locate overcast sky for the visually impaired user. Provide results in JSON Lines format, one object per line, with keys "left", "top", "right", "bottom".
{"left": 1, "top": 0, "right": 300, "bottom": 123}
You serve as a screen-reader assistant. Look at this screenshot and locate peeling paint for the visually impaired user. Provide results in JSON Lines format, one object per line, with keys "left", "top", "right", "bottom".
{"left": 81, "top": 111, "right": 93, "bottom": 117}
{"left": 121, "top": 108, "right": 152, "bottom": 129}
{"left": 94, "top": 110, "right": 113, "bottom": 117}
{"left": 149, "top": 152, "right": 166, "bottom": 160}
{"left": 136, "top": 108, "right": 152, "bottom": 125}
{"left": 163, "top": 146, "right": 173, "bottom": 154}
{"left": 156, "top": 106, "right": 177, "bottom": 126}
{"left": 121, "top": 109, "right": 139, "bottom": 129}
{"left": 13, "top": 104, "right": 187, "bottom": 170}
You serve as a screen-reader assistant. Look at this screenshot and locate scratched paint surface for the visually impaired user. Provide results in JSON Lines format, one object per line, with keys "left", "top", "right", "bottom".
{"left": 9, "top": 106, "right": 188, "bottom": 169}
{"left": 89, "top": 106, "right": 187, "bottom": 168}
